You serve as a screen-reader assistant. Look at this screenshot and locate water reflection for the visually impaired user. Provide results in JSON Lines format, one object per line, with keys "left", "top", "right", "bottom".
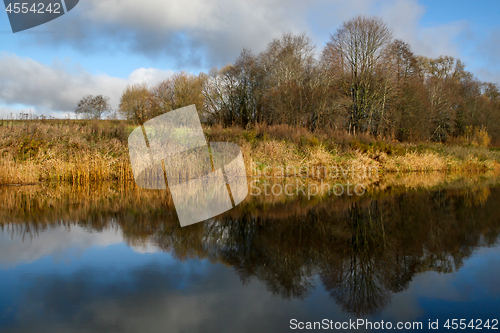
{"left": 1, "top": 176, "right": 500, "bottom": 331}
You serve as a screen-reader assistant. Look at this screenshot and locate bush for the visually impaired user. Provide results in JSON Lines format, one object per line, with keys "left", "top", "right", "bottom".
{"left": 460, "top": 126, "right": 491, "bottom": 148}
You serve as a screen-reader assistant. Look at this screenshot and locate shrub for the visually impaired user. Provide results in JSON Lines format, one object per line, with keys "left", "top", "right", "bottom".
{"left": 460, "top": 126, "right": 491, "bottom": 148}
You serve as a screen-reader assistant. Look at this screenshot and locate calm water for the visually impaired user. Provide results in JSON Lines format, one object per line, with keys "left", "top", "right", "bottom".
{"left": 1, "top": 179, "right": 500, "bottom": 332}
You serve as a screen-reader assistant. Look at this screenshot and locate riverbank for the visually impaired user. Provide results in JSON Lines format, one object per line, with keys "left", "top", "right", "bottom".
{"left": 1, "top": 120, "right": 500, "bottom": 185}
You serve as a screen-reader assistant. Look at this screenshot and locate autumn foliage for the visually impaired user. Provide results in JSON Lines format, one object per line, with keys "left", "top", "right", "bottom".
{"left": 117, "top": 16, "right": 500, "bottom": 146}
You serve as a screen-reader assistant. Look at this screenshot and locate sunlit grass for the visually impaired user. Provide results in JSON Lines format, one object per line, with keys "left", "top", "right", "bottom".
{"left": 1, "top": 120, "right": 500, "bottom": 185}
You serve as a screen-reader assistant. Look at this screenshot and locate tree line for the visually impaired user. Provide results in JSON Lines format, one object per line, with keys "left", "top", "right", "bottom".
{"left": 113, "top": 15, "right": 500, "bottom": 144}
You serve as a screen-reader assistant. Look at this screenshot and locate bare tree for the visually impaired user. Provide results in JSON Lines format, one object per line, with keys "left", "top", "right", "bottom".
{"left": 260, "top": 33, "right": 316, "bottom": 126}
{"left": 75, "top": 95, "right": 111, "bottom": 120}
{"left": 151, "top": 72, "right": 205, "bottom": 119}
{"left": 387, "top": 40, "right": 430, "bottom": 140}
{"left": 325, "top": 16, "right": 393, "bottom": 134}
{"left": 202, "top": 50, "right": 264, "bottom": 127}
{"left": 202, "top": 65, "right": 237, "bottom": 124}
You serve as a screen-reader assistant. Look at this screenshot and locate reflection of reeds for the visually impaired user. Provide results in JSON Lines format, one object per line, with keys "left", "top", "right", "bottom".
{"left": 0, "top": 181, "right": 175, "bottom": 224}
{"left": 1, "top": 172, "right": 499, "bottom": 226}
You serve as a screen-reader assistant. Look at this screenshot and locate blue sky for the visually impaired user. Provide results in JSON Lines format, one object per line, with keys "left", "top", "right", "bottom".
{"left": 0, "top": 0, "right": 499, "bottom": 118}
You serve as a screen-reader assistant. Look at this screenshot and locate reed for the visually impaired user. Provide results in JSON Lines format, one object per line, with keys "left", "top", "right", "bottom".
{"left": 0, "top": 119, "right": 132, "bottom": 184}
{"left": 1, "top": 120, "right": 500, "bottom": 185}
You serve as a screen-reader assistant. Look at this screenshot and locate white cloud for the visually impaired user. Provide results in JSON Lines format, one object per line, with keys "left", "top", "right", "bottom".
{"left": 0, "top": 224, "right": 124, "bottom": 267}
{"left": 130, "top": 242, "right": 163, "bottom": 254}
{"left": 128, "top": 67, "right": 175, "bottom": 86}
{"left": 0, "top": 53, "right": 173, "bottom": 117}
{"left": 351, "top": 0, "right": 469, "bottom": 59}
{"left": 17, "top": 0, "right": 477, "bottom": 65}
{"left": 291, "top": 0, "right": 469, "bottom": 59}
{"left": 1, "top": 0, "right": 491, "bottom": 117}
{"left": 10, "top": 0, "right": 473, "bottom": 66}
{"left": 35, "top": 0, "right": 318, "bottom": 66}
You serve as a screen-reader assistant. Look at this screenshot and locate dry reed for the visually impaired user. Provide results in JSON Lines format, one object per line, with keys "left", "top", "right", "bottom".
{"left": 1, "top": 120, "right": 500, "bottom": 185}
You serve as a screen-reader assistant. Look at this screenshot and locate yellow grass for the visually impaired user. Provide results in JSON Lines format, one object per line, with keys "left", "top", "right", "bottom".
{"left": 1, "top": 120, "right": 500, "bottom": 185}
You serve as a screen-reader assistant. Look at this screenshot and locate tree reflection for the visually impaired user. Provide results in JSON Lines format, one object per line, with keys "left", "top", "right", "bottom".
{"left": 2, "top": 182, "right": 500, "bottom": 317}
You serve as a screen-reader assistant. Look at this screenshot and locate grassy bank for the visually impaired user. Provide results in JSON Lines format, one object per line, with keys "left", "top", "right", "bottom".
{"left": 1, "top": 119, "right": 500, "bottom": 185}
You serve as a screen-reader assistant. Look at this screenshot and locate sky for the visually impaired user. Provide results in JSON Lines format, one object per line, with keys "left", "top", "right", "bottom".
{"left": 0, "top": 0, "right": 499, "bottom": 118}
